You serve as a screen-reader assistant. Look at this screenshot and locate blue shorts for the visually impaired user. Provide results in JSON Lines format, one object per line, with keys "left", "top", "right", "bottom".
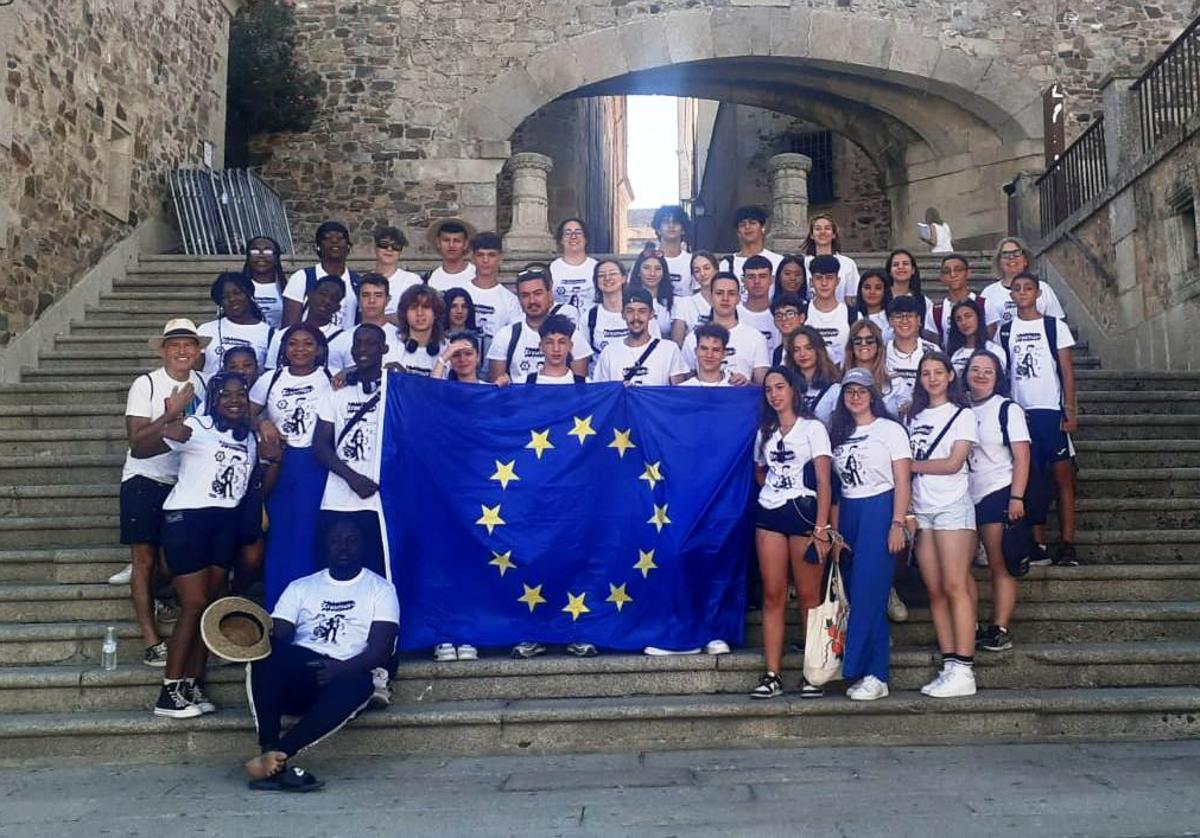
{"left": 162, "top": 507, "right": 240, "bottom": 576}
{"left": 1025, "top": 409, "right": 1073, "bottom": 470}
{"left": 755, "top": 496, "right": 818, "bottom": 538}
{"left": 974, "top": 486, "right": 1011, "bottom": 526}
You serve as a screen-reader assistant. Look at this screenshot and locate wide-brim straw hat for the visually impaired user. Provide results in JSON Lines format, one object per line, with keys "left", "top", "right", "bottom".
{"left": 148, "top": 318, "right": 212, "bottom": 352}
{"left": 200, "top": 596, "right": 272, "bottom": 662}
{"left": 425, "top": 217, "right": 478, "bottom": 250}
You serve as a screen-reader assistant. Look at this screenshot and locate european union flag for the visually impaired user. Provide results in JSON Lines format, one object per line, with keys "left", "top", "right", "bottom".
{"left": 380, "top": 375, "right": 759, "bottom": 652}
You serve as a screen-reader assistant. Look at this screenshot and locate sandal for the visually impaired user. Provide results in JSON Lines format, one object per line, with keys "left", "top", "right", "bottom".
{"left": 248, "top": 764, "right": 325, "bottom": 793}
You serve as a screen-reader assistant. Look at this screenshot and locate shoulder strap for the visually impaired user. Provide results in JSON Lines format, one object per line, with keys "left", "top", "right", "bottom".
{"left": 587, "top": 306, "right": 599, "bottom": 352}
{"left": 772, "top": 344, "right": 784, "bottom": 366}
{"left": 998, "top": 320, "right": 1014, "bottom": 366}
{"left": 999, "top": 399, "right": 1012, "bottom": 450}
{"left": 549, "top": 304, "right": 562, "bottom": 316}
{"left": 623, "top": 339, "right": 661, "bottom": 382}
{"left": 572, "top": 374, "right": 587, "bottom": 384}
{"left": 916, "top": 406, "right": 967, "bottom": 461}
{"left": 933, "top": 301, "right": 945, "bottom": 339}
{"left": 421, "top": 269, "right": 432, "bottom": 284}
{"left": 504, "top": 322, "right": 523, "bottom": 372}
{"left": 143, "top": 372, "right": 154, "bottom": 401}
{"left": 303, "top": 266, "right": 317, "bottom": 296}
{"left": 809, "top": 383, "right": 834, "bottom": 412}
{"left": 325, "top": 329, "right": 344, "bottom": 344}
{"left": 263, "top": 365, "right": 286, "bottom": 404}
{"left": 846, "top": 304, "right": 858, "bottom": 327}
{"left": 1045, "top": 316, "right": 1065, "bottom": 397}
{"left": 524, "top": 372, "right": 538, "bottom": 385}
{"left": 335, "top": 391, "right": 382, "bottom": 447}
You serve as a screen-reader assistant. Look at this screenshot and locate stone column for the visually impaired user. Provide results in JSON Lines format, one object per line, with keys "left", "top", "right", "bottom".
{"left": 766, "top": 153, "right": 812, "bottom": 253}
{"left": 503, "top": 152, "right": 555, "bottom": 253}
{"left": 1100, "top": 74, "right": 1141, "bottom": 174}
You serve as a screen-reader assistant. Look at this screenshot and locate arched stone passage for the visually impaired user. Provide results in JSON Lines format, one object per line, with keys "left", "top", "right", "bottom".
{"left": 454, "top": 6, "right": 1046, "bottom": 248}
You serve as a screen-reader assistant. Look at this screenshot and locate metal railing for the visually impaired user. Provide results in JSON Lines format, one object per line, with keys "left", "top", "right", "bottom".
{"left": 168, "top": 168, "right": 295, "bottom": 255}
{"left": 1132, "top": 16, "right": 1200, "bottom": 153}
{"left": 1035, "top": 116, "right": 1108, "bottom": 236}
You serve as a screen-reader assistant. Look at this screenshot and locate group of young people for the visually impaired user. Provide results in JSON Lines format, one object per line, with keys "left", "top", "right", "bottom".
{"left": 112, "top": 205, "right": 1078, "bottom": 730}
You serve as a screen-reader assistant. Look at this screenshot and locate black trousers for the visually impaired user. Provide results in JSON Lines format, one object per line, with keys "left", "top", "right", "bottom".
{"left": 247, "top": 644, "right": 373, "bottom": 757}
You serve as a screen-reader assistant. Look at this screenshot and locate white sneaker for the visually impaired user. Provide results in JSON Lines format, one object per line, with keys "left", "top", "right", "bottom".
{"left": 433, "top": 643, "right": 457, "bottom": 662}
{"left": 926, "top": 664, "right": 977, "bottom": 698}
{"left": 369, "top": 667, "right": 391, "bottom": 708}
{"left": 920, "top": 661, "right": 952, "bottom": 695}
{"left": 704, "top": 639, "right": 731, "bottom": 655}
{"left": 455, "top": 644, "right": 478, "bottom": 661}
{"left": 886, "top": 588, "right": 908, "bottom": 622}
{"left": 847, "top": 675, "right": 889, "bottom": 701}
{"left": 973, "top": 542, "right": 989, "bottom": 567}
{"left": 108, "top": 563, "right": 132, "bottom": 586}
{"left": 643, "top": 646, "right": 702, "bottom": 656}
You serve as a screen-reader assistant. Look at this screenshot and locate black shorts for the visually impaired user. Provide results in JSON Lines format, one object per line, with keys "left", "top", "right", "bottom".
{"left": 755, "top": 496, "right": 818, "bottom": 538}
{"left": 119, "top": 476, "right": 173, "bottom": 547}
{"left": 161, "top": 507, "right": 240, "bottom": 576}
{"left": 237, "top": 476, "right": 265, "bottom": 546}
{"left": 974, "top": 486, "right": 1011, "bottom": 526}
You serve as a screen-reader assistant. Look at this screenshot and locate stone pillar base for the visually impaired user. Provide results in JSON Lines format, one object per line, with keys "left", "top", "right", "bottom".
{"left": 767, "top": 153, "right": 812, "bottom": 254}
{"left": 503, "top": 152, "right": 556, "bottom": 253}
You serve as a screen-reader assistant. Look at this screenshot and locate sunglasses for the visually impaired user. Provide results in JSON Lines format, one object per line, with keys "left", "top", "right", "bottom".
{"left": 376, "top": 241, "right": 402, "bottom": 252}
{"left": 851, "top": 337, "right": 877, "bottom": 346}
{"left": 248, "top": 248, "right": 275, "bottom": 256}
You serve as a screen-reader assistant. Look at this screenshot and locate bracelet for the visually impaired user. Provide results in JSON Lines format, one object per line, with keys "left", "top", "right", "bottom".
{"left": 890, "top": 521, "right": 905, "bottom": 528}
{"left": 1010, "top": 495, "right": 1025, "bottom": 502}
{"left": 814, "top": 524, "right": 832, "bottom": 531}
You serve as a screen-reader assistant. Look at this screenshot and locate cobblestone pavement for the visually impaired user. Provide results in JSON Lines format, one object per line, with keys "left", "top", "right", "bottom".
{"left": 2, "top": 741, "right": 1199, "bottom": 837}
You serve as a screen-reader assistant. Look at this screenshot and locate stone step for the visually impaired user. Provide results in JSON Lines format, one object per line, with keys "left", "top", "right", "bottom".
{"left": 0, "top": 454, "right": 122, "bottom": 483}
{"left": 84, "top": 304, "right": 218, "bottom": 320}
{"left": 0, "top": 686, "right": 1195, "bottom": 763}
{"left": 1073, "top": 440, "right": 1200, "bottom": 469}
{"left": 0, "top": 517, "right": 120, "bottom": 549}
{"left": 0, "top": 547, "right": 127, "bottom": 585}
{"left": 0, "top": 484, "right": 119, "bottom": 518}
{"left": 0, "top": 404, "right": 126, "bottom": 431}
{"left": 1073, "top": 414, "right": 1200, "bottom": 441}
{"left": 0, "top": 620, "right": 162, "bottom": 665}
{"left": 0, "top": 429, "right": 129, "bottom": 457}
{"left": 1072, "top": 371, "right": 1200, "bottom": 391}
{"left": 1064, "top": 530, "right": 1200, "bottom": 563}
{"left": 0, "top": 382, "right": 129, "bottom": 406}
{"left": 1079, "top": 467, "right": 1200, "bottom": 498}
{"left": 1, "top": 641, "right": 1198, "bottom": 714}
{"left": 1077, "top": 391, "right": 1200, "bottom": 414}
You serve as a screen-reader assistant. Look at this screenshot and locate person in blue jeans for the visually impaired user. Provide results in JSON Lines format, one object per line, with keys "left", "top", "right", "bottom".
{"left": 829, "top": 368, "right": 912, "bottom": 701}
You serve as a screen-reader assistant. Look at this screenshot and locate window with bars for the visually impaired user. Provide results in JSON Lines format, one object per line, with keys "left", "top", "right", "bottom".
{"left": 787, "top": 131, "right": 835, "bottom": 205}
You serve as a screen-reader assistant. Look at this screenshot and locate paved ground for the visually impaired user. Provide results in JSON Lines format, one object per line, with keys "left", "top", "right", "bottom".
{"left": 2, "top": 741, "right": 1199, "bottom": 837}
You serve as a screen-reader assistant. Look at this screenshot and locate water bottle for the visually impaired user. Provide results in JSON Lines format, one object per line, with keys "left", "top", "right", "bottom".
{"left": 101, "top": 626, "right": 118, "bottom": 671}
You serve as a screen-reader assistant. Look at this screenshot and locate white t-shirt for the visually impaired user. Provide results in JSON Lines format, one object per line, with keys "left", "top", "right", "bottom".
{"left": 426, "top": 264, "right": 476, "bottom": 293}
{"left": 929, "top": 222, "right": 954, "bottom": 254}
{"left": 675, "top": 294, "right": 713, "bottom": 333}
{"left": 1005, "top": 316, "right": 1075, "bottom": 410}
{"left": 831, "top": 418, "right": 911, "bottom": 500}
{"left": 382, "top": 269, "right": 424, "bottom": 315}
{"left": 803, "top": 253, "right": 858, "bottom": 303}
{"left": 805, "top": 382, "right": 841, "bottom": 428}
{"left": 908, "top": 402, "right": 978, "bottom": 514}
{"left": 549, "top": 257, "right": 597, "bottom": 309}
{"left": 885, "top": 339, "right": 940, "bottom": 412}
{"left": 251, "top": 280, "right": 285, "bottom": 329}
{"left": 463, "top": 282, "right": 522, "bottom": 341}
{"left": 681, "top": 321, "right": 770, "bottom": 381}
{"left": 264, "top": 321, "right": 345, "bottom": 371}
{"left": 721, "top": 249, "right": 783, "bottom": 280}
{"left": 650, "top": 299, "right": 676, "bottom": 336}
{"left": 121, "top": 368, "right": 207, "bottom": 484}
{"left": 593, "top": 338, "right": 688, "bottom": 386}
{"left": 251, "top": 367, "right": 332, "bottom": 449}
{"left": 327, "top": 323, "right": 405, "bottom": 373}
{"left": 865, "top": 310, "right": 893, "bottom": 344}
{"left": 969, "top": 395, "right": 1032, "bottom": 503}
{"left": 980, "top": 280, "right": 1066, "bottom": 328}
{"left": 923, "top": 293, "right": 1000, "bottom": 345}
{"left": 583, "top": 304, "right": 663, "bottom": 357}
{"left": 487, "top": 319, "right": 592, "bottom": 378}
{"left": 753, "top": 419, "right": 832, "bottom": 508}
{"left": 197, "top": 318, "right": 273, "bottom": 377}
{"left": 318, "top": 380, "right": 383, "bottom": 513}
{"left": 531, "top": 370, "right": 579, "bottom": 385}
{"left": 805, "top": 302, "right": 854, "bottom": 367}
{"left": 389, "top": 338, "right": 445, "bottom": 377}
{"left": 282, "top": 266, "right": 357, "bottom": 329}
{"left": 737, "top": 304, "right": 781, "bottom": 358}
{"left": 273, "top": 568, "right": 399, "bottom": 662}
{"left": 162, "top": 416, "right": 256, "bottom": 511}
{"left": 950, "top": 342, "right": 1007, "bottom": 378}
{"left": 679, "top": 371, "right": 732, "bottom": 387}
{"left": 663, "top": 250, "right": 696, "bottom": 297}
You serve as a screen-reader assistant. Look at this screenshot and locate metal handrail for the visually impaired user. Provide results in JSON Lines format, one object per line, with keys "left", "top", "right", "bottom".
{"left": 167, "top": 168, "right": 294, "bottom": 255}
{"left": 1131, "top": 16, "right": 1200, "bottom": 152}
{"left": 1035, "top": 116, "right": 1108, "bottom": 236}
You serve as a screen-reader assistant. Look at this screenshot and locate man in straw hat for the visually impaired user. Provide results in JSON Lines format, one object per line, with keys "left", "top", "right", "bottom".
{"left": 243, "top": 517, "right": 398, "bottom": 792}
{"left": 110, "top": 319, "right": 210, "bottom": 668}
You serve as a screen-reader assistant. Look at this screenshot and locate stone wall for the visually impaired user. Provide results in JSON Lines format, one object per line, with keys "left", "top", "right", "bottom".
{"left": 0, "top": 0, "right": 234, "bottom": 344}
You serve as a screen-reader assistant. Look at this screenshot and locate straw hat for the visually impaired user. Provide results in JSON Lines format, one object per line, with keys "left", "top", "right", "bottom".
{"left": 425, "top": 217, "right": 477, "bottom": 250}
{"left": 200, "top": 596, "right": 272, "bottom": 663}
{"left": 148, "top": 318, "right": 212, "bottom": 352}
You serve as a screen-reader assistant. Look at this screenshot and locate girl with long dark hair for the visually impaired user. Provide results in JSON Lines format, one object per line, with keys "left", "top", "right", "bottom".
{"left": 854, "top": 269, "right": 893, "bottom": 342}
{"left": 242, "top": 235, "right": 288, "bottom": 328}
{"left": 750, "top": 366, "right": 832, "bottom": 700}
{"left": 197, "top": 273, "right": 273, "bottom": 377}
{"left": 674, "top": 252, "right": 720, "bottom": 340}
{"left": 801, "top": 214, "right": 859, "bottom": 303}
{"left": 629, "top": 251, "right": 678, "bottom": 337}
{"left": 774, "top": 254, "right": 807, "bottom": 301}
{"left": 946, "top": 300, "right": 1005, "bottom": 377}
{"left": 784, "top": 325, "right": 841, "bottom": 426}
{"left": 885, "top": 249, "right": 931, "bottom": 323}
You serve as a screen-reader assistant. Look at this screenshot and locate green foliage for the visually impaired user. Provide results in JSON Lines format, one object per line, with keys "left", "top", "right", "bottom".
{"left": 224, "top": 0, "right": 323, "bottom": 167}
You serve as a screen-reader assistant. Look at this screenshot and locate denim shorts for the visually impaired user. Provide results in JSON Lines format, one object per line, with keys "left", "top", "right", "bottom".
{"left": 913, "top": 493, "right": 976, "bottom": 532}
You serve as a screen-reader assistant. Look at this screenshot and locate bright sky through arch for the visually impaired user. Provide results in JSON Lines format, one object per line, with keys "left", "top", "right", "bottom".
{"left": 627, "top": 96, "right": 680, "bottom": 208}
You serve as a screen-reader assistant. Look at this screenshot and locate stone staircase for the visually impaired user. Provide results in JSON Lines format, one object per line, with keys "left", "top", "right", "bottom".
{"left": 0, "top": 252, "right": 1197, "bottom": 763}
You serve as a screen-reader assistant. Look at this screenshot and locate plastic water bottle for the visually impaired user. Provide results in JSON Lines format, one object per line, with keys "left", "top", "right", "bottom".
{"left": 101, "top": 626, "right": 118, "bottom": 671}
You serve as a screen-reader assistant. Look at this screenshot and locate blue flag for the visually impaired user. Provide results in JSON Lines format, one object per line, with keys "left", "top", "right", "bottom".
{"left": 380, "top": 375, "right": 759, "bottom": 652}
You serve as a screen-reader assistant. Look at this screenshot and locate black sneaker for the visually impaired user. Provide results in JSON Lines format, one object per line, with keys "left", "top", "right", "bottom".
{"left": 974, "top": 624, "right": 985, "bottom": 644}
{"left": 153, "top": 682, "right": 202, "bottom": 719}
{"left": 750, "top": 671, "right": 783, "bottom": 699}
{"left": 184, "top": 680, "right": 217, "bottom": 714}
{"left": 1028, "top": 543, "right": 1053, "bottom": 567}
{"left": 143, "top": 641, "right": 168, "bottom": 668}
{"left": 799, "top": 681, "right": 824, "bottom": 699}
{"left": 1054, "top": 542, "right": 1080, "bottom": 567}
{"left": 978, "top": 625, "right": 1014, "bottom": 652}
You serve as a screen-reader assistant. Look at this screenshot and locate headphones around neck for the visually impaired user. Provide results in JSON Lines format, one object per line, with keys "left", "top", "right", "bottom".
{"left": 405, "top": 338, "right": 439, "bottom": 357}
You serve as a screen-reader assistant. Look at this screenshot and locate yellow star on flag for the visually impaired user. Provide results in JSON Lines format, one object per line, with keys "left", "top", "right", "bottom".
{"left": 562, "top": 591, "right": 590, "bottom": 621}
{"left": 608, "top": 428, "right": 636, "bottom": 458}
{"left": 490, "top": 460, "right": 519, "bottom": 490}
{"left": 476, "top": 504, "right": 505, "bottom": 535}
{"left": 606, "top": 582, "right": 633, "bottom": 612}
{"left": 648, "top": 504, "right": 671, "bottom": 533}
{"left": 526, "top": 429, "right": 555, "bottom": 459}
{"left": 489, "top": 550, "right": 516, "bottom": 577}
{"left": 639, "top": 461, "right": 664, "bottom": 490}
{"left": 567, "top": 415, "right": 597, "bottom": 445}
{"left": 633, "top": 548, "right": 658, "bottom": 578}
{"left": 518, "top": 583, "right": 547, "bottom": 612}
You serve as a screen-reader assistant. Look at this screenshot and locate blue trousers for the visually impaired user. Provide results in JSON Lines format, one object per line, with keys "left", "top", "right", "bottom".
{"left": 840, "top": 490, "right": 896, "bottom": 682}
{"left": 264, "top": 446, "right": 326, "bottom": 609}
